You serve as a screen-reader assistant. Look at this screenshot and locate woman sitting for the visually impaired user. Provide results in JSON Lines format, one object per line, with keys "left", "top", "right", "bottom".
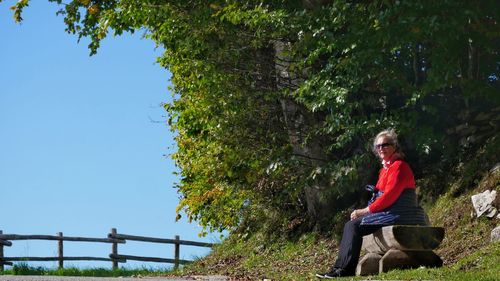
{"left": 316, "top": 129, "right": 429, "bottom": 278}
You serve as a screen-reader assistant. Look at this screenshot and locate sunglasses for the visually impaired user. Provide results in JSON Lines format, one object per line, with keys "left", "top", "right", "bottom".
{"left": 375, "top": 142, "right": 393, "bottom": 150}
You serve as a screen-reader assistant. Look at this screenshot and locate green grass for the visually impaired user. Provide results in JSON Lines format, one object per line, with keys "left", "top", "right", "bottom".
{"left": 0, "top": 263, "right": 175, "bottom": 277}
{"left": 376, "top": 242, "right": 500, "bottom": 281}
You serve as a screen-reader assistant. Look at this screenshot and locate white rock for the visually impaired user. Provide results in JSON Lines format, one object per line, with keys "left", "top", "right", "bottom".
{"left": 491, "top": 226, "right": 500, "bottom": 242}
{"left": 471, "top": 190, "right": 497, "bottom": 217}
{"left": 486, "top": 207, "right": 498, "bottom": 218}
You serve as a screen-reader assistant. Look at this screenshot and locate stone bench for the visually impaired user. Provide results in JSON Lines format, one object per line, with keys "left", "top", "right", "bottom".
{"left": 356, "top": 225, "right": 445, "bottom": 276}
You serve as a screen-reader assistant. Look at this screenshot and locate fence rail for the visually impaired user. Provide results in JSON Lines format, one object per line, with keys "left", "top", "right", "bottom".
{"left": 0, "top": 229, "right": 214, "bottom": 271}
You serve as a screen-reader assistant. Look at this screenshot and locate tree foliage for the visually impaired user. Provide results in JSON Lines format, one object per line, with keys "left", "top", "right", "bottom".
{"left": 7, "top": 0, "right": 499, "bottom": 235}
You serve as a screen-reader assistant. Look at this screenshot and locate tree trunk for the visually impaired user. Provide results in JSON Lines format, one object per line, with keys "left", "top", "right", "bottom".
{"left": 274, "top": 40, "right": 336, "bottom": 229}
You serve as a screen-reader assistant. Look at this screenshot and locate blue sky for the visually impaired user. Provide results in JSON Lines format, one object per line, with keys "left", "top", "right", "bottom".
{"left": 0, "top": 1, "right": 218, "bottom": 269}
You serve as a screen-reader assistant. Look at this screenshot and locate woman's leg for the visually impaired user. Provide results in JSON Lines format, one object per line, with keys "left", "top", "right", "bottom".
{"left": 332, "top": 218, "right": 381, "bottom": 274}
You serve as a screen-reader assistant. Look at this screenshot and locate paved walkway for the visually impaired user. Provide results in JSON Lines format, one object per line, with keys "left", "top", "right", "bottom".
{"left": 0, "top": 276, "right": 229, "bottom": 281}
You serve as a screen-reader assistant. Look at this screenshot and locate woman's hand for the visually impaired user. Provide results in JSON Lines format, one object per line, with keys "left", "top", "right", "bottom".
{"left": 350, "top": 207, "right": 370, "bottom": 220}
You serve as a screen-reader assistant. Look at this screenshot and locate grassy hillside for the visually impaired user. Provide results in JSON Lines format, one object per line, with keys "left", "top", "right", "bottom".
{"left": 184, "top": 239, "right": 498, "bottom": 280}
{"left": 181, "top": 141, "right": 500, "bottom": 280}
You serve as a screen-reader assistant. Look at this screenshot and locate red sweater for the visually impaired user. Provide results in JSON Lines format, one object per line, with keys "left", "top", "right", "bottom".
{"left": 368, "top": 159, "right": 416, "bottom": 213}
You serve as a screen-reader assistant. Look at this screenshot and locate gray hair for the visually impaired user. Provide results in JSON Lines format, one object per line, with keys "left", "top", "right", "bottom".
{"left": 372, "top": 129, "right": 404, "bottom": 157}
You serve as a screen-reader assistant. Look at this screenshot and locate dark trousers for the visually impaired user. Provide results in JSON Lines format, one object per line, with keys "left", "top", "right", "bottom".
{"left": 332, "top": 218, "right": 382, "bottom": 274}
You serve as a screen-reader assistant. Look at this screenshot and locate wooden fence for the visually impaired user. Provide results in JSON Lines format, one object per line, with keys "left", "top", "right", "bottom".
{"left": 0, "top": 229, "right": 214, "bottom": 271}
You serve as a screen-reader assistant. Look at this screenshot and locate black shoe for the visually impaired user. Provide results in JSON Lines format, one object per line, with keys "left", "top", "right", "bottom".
{"left": 315, "top": 268, "right": 348, "bottom": 279}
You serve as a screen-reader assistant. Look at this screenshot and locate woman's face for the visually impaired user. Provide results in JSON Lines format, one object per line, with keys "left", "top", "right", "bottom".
{"left": 375, "top": 136, "right": 396, "bottom": 161}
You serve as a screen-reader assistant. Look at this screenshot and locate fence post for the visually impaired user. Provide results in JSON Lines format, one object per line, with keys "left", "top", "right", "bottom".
{"left": 111, "top": 228, "right": 118, "bottom": 270}
{"left": 174, "top": 235, "right": 180, "bottom": 270}
{"left": 57, "top": 232, "right": 64, "bottom": 269}
{"left": 0, "top": 230, "right": 4, "bottom": 272}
